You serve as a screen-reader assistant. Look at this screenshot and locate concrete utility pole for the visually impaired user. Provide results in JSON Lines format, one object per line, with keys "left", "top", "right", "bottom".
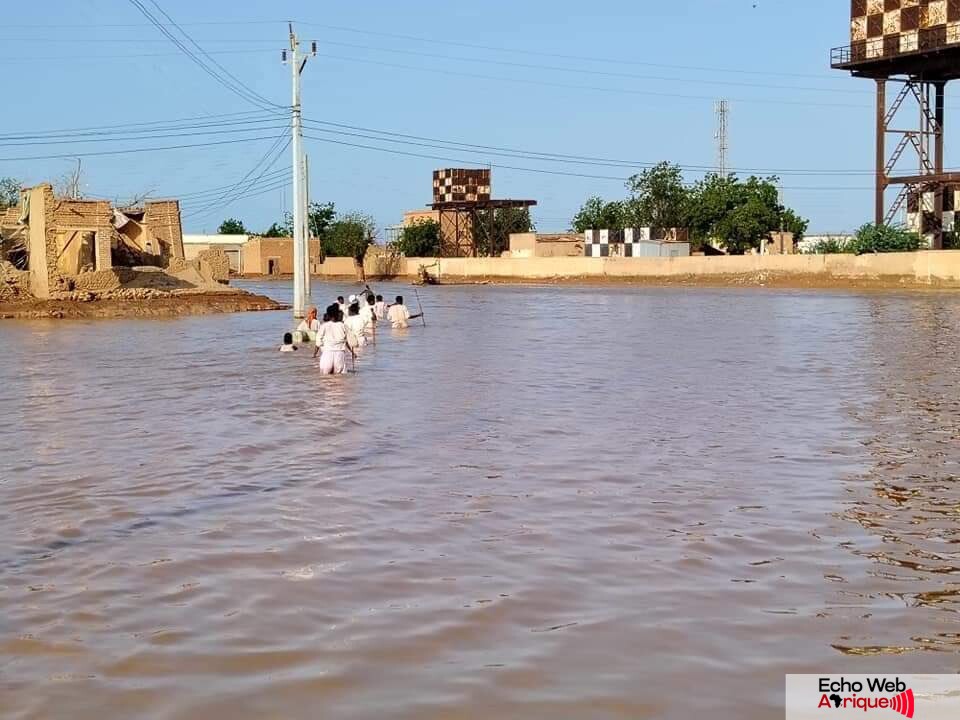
{"left": 284, "top": 24, "right": 315, "bottom": 319}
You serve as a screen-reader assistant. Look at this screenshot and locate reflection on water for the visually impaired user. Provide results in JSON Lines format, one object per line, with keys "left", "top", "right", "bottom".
{"left": 1, "top": 281, "right": 959, "bottom": 720}
{"left": 828, "top": 297, "right": 960, "bottom": 660}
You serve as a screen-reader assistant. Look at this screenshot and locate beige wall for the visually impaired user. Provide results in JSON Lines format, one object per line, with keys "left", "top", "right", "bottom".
{"left": 240, "top": 237, "right": 322, "bottom": 275}
{"left": 27, "top": 186, "right": 53, "bottom": 298}
{"left": 403, "top": 209, "right": 439, "bottom": 226}
{"left": 350, "top": 251, "right": 960, "bottom": 285}
{"left": 508, "top": 233, "right": 584, "bottom": 258}
{"left": 313, "top": 256, "right": 361, "bottom": 277}
{"left": 238, "top": 250, "right": 960, "bottom": 285}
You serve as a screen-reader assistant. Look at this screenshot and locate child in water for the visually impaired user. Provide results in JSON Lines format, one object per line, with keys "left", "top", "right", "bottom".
{"left": 278, "top": 332, "right": 298, "bottom": 352}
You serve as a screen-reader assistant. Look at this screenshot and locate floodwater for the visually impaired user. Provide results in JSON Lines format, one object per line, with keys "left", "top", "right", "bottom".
{"left": 1, "top": 280, "right": 959, "bottom": 720}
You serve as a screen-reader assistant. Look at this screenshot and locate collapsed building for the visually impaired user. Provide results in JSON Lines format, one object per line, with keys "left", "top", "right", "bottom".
{"left": 0, "top": 183, "right": 228, "bottom": 301}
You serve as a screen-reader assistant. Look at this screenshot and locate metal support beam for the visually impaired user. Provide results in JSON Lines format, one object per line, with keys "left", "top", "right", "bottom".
{"left": 874, "top": 78, "right": 952, "bottom": 245}
{"left": 934, "top": 81, "right": 946, "bottom": 249}
{"left": 876, "top": 79, "right": 887, "bottom": 226}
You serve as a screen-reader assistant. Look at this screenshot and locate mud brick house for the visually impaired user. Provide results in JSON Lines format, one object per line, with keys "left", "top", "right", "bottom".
{"left": 0, "top": 183, "right": 185, "bottom": 298}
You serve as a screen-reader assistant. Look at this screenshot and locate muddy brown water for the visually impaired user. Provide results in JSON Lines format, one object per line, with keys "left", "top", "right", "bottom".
{"left": 1, "top": 281, "right": 959, "bottom": 720}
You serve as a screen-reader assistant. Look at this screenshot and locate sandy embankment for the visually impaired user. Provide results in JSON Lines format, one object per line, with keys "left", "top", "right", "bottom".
{"left": 0, "top": 290, "right": 287, "bottom": 320}
{"left": 0, "top": 260, "right": 289, "bottom": 320}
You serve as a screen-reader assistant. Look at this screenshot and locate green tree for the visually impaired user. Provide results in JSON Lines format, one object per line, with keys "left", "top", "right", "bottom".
{"left": 0, "top": 177, "right": 21, "bottom": 210}
{"left": 571, "top": 196, "right": 627, "bottom": 232}
{"left": 473, "top": 207, "right": 534, "bottom": 256}
{"left": 262, "top": 222, "right": 285, "bottom": 238}
{"left": 802, "top": 236, "right": 853, "bottom": 255}
{"left": 307, "top": 202, "right": 336, "bottom": 239}
{"left": 780, "top": 208, "right": 809, "bottom": 242}
{"left": 218, "top": 218, "right": 247, "bottom": 234}
{"left": 264, "top": 202, "right": 336, "bottom": 239}
{"left": 688, "top": 174, "right": 796, "bottom": 254}
{"left": 323, "top": 211, "right": 376, "bottom": 260}
{"left": 396, "top": 219, "right": 441, "bottom": 257}
{"left": 624, "top": 162, "right": 690, "bottom": 229}
{"left": 849, "top": 223, "right": 922, "bottom": 254}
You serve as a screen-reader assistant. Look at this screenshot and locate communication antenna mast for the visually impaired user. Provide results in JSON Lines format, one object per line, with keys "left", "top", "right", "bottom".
{"left": 715, "top": 100, "right": 730, "bottom": 177}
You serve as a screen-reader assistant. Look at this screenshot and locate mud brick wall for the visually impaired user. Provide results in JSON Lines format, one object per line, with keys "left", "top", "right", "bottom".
{"left": 54, "top": 199, "right": 114, "bottom": 272}
{"left": 850, "top": 0, "right": 960, "bottom": 61}
{"left": 41, "top": 185, "right": 60, "bottom": 291}
{"left": 143, "top": 200, "right": 184, "bottom": 261}
{"left": 72, "top": 268, "right": 131, "bottom": 293}
{"left": 197, "top": 248, "right": 230, "bottom": 283}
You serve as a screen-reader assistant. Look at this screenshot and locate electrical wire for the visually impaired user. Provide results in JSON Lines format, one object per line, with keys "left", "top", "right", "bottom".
{"left": 304, "top": 119, "right": 879, "bottom": 177}
{"left": 311, "top": 52, "right": 870, "bottom": 110}
{"left": 125, "top": 0, "right": 281, "bottom": 112}
{"left": 173, "top": 167, "right": 289, "bottom": 202}
{"left": 0, "top": 134, "right": 282, "bottom": 162}
{"left": 0, "top": 110, "right": 281, "bottom": 140}
{"left": 144, "top": 0, "right": 284, "bottom": 110}
{"left": 303, "top": 133, "right": 875, "bottom": 190}
{"left": 184, "top": 134, "right": 291, "bottom": 217}
{"left": 0, "top": 120, "right": 287, "bottom": 148}
{"left": 85, "top": 167, "right": 289, "bottom": 204}
{"left": 317, "top": 39, "right": 863, "bottom": 96}
{"left": 297, "top": 21, "right": 849, "bottom": 82}
{"left": 182, "top": 175, "right": 291, "bottom": 219}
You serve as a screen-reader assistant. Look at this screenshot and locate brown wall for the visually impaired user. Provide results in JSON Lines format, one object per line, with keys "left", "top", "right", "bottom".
{"left": 241, "top": 237, "right": 322, "bottom": 275}
{"left": 508, "top": 232, "right": 584, "bottom": 258}
{"left": 143, "top": 200, "right": 185, "bottom": 261}
{"left": 54, "top": 199, "right": 114, "bottom": 274}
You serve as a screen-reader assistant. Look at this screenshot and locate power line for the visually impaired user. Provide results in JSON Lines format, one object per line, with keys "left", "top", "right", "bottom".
{"left": 185, "top": 134, "right": 291, "bottom": 217}
{"left": 143, "top": 0, "right": 283, "bottom": 110}
{"left": 302, "top": 133, "right": 874, "bottom": 191}
{"left": 87, "top": 167, "right": 290, "bottom": 204}
{"left": 0, "top": 18, "right": 839, "bottom": 82}
{"left": 0, "top": 134, "right": 282, "bottom": 162}
{"left": 125, "top": 0, "right": 280, "bottom": 112}
{"left": 302, "top": 118, "right": 881, "bottom": 176}
{"left": 310, "top": 52, "right": 870, "bottom": 110}
{"left": 173, "top": 168, "right": 290, "bottom": 201}
{"left": 182, "top": 177, "right": 292, "bottom": 219}
{"left": 297, "top": 21, "right": 848, "bottom": 82}
{"left": 0, "top": 110, "right": 280, "bottom": 140}
{"left": 0, "top": 120, "right": 287, "bottom": 147}
{"left": 182, "top": 175, "right": 291, "bottom": 219}
{"left": 0, "top": 48, "right": 275, "bottom": 64}
{"left": 0, "top": 18, "right": 868, "bottom": 90}
{"left": 303, "top": 134, "right": 645, "bottom": 181}
{"left": 315, "top": 38, "right": 863, "bottom": 96}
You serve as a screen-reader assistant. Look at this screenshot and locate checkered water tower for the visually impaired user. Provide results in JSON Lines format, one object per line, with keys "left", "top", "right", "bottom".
{"left": 849, "top": 0, "right": 960, "bottom": 62}
{"left": 833, "top": 0, "right": 960, "bottom": 249}
{"left": 432, "top": 169, "right": 491, "bottom": 204}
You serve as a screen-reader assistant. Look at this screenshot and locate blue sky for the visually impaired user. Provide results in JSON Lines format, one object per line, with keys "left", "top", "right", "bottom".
{"left": 0, "top": 1, "right": 912, "bottom": 234}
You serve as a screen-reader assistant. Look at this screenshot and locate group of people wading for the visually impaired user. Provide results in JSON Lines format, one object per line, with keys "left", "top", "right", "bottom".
{"left": 279, "top": 289, "right": 422, "bottom": 375}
